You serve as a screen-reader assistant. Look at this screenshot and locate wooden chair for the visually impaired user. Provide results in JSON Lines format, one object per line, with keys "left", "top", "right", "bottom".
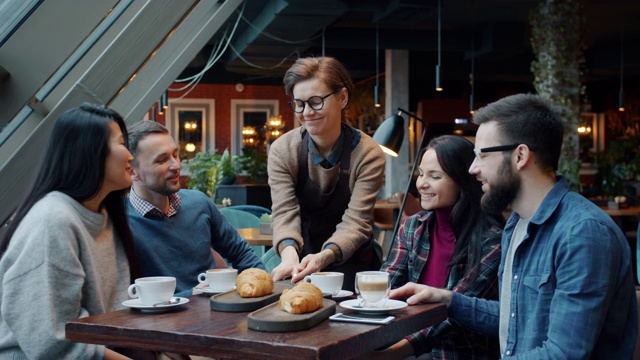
{"left": 373, "top": 207, "right": 395, "bottom": 261}
{"left": 211, "top": 249, "right": 229, "bottom": 269}
{"left": 397, "top": 192, "right": 422, "bottom": 223}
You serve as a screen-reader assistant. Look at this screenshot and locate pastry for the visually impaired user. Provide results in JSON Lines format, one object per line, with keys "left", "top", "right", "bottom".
{"left": 279, "top": 282, "right": 323, "bottom": 314}
{"left": 236, "top": 268, "right": 274, "bottom": 298}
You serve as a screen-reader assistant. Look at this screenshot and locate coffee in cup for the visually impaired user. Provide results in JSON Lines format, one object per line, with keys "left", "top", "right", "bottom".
{"left": 303, "top": 272, "right": 343, "bottom": 296}
{"left": 355, "top": 271, "right": 390, "bottom": 307}
{"left": 198, "top": 268, "right": 238, "bottom": 292}
{"left": 127, "top": 276, "right": 176, "bottom": 306}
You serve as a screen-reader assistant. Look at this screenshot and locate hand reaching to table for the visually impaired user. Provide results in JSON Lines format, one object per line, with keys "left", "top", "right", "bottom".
{"left": 271, "top": 246, "right": 300, "bottom": 281}
{"left": 390, "top": 282, "right": 452, "bottom": 306}
{"left": 271, "top": 248, "right": 335, "bottom": 284}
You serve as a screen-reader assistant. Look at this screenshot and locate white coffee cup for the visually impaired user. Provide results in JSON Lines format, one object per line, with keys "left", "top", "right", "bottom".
{"left": 127, "top": 276, "right": 176, "bottom": 306}
{"left": 198, "top": 268, "right": 238, "bottom": 292}
{"left": 303, "top": 272, "right": 344, "bottom": 296}
{"left": 355, "top": 271, "right": 390, "bottom": 307}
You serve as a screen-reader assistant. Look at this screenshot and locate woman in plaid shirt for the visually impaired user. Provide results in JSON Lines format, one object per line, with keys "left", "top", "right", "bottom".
{"left": 374, "top": 135, "right": 504, "bottom": 359}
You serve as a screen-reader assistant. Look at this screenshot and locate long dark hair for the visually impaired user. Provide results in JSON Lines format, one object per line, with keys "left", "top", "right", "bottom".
{"left": 0, "top": 103, "right": 139, "bottom": 279}
{"left": 426, "top": 135, "right": 503, "bottom": 282}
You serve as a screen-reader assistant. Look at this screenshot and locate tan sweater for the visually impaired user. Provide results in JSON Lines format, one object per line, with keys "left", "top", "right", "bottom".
{"left": 268, "top": 126, "right": 385, "bottom": 265}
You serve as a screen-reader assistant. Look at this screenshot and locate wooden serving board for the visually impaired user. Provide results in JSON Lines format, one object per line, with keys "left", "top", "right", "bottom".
{"left": 210, "top": 282, "right": 294, "bottom": 312}
{"left": 247, "top": 299, "right": 336, "bottom": 332}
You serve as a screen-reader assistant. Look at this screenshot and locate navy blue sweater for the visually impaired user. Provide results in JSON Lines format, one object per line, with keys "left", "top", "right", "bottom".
{"left": 127, "top": 189, "right": 265, "bottom": 297}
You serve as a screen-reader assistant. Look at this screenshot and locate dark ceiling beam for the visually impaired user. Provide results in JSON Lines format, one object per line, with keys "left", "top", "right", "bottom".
{"left": 372, "top": 0, "right": 437, "bottom": 24}
{"left": 226, "top": 0, "right": 288, "bottom": 63}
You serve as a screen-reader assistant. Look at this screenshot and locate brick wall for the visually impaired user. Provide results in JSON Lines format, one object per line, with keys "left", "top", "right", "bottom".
{"left": 150, "top": 83, "right": 294, "bottom": 153}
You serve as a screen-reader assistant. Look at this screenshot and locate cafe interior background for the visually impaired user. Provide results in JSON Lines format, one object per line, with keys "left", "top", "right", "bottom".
{"left": 2, "top": 0, "right": 640, "bottom": 242}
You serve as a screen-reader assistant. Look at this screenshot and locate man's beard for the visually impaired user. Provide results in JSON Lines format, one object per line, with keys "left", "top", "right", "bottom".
{"left": 146, "top": 179, "right": 180, "bottom": 197}
{"left": 481, "top": 156, "right": 520, "bottom": 215}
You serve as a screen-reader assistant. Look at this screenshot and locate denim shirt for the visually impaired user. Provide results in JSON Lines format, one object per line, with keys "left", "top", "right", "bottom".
{"left": 449, "top": 177, "right": 638, "bottom": 359}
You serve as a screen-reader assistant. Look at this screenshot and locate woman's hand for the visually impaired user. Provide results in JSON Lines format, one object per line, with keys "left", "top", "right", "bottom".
{"left": 271, "top": 246, "right": 300, "bottom": 281}
{"left": 290, "top": 249, "right": 335, "bottom": 283}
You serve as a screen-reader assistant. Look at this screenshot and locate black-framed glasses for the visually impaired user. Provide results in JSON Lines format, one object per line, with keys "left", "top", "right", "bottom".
{"left": 288, "top": 89, "right": 340, "bottom": 113}
{"left": 473, "top": 144, "right": 519, "bottom": 158}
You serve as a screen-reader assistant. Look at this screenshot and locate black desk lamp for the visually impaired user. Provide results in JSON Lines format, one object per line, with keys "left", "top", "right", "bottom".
{"left": 373, "top": 107, "right": 428, "bottom": 243}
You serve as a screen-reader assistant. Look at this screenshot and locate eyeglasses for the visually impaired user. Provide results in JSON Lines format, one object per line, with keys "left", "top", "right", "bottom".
{"left": 473, "top": 144, "right": 520, "bottom": 158}
{"left": 288, "top": 89, "right": 340, "bottom": 113}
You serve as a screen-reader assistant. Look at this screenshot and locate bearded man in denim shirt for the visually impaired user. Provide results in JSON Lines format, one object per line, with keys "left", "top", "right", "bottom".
{"left": 391, "top": 93, "right": 637, "bottom": 359}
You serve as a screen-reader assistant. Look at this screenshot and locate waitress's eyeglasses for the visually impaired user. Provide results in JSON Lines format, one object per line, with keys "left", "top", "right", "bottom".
{"left": 289, "top": 89, "right": 341, "bottom": 113}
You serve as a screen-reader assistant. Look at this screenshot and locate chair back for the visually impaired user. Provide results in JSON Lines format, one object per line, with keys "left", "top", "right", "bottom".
{"left": 637, "top": 222, "right": 640, "bottom": 283}
{"left": 226, "top": 205, "right": 271, "bottom": 218}
{"left": 219, "top": 208, "right": 261, "bottom": 229}
{"left": 635, "top": 286, "right": 640, "bottom": 360}
{"left": 211, "top": 248, "right": 229, "bottom": 269}
{"left": 261, "top": 247, "right": 281, "bottom": 274}
{"left": 219, "top": 208, "right": 265, "bottom": 257}
{"left": 373, "top": 208, "right": 395, "bottom": 228}
{"left": 398, "top": 192, "right": 422, "bottom": 222}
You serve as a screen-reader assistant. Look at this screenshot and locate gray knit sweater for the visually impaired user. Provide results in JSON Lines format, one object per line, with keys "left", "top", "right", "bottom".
{"left": 0, "top": 191, "right": 130, "bottom": 359}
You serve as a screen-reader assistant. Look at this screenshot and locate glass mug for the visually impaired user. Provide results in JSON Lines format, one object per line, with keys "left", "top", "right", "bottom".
{"left": 355, "top": 271, "right": 390, "bottom": 308}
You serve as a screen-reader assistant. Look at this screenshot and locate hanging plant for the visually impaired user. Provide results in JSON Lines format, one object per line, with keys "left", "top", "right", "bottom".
{"left": 343, "top": 79, "right": 385, "bottom": 135}
{"left": 530, "top": 0, "right": 586, "bottom": 190}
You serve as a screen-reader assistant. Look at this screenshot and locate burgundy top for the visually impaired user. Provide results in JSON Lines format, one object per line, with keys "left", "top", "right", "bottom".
{"left": 418, "top": 207, "right": 455, "bottom": 287}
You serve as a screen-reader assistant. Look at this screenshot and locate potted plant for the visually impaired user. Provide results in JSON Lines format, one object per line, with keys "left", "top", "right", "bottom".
{"left": 594, "top": 136, "right": 640, "bottom": 207}
{"left": 182, "top": 148, "right": 241, "bottom": 200}
{"left": 182, "top": 150, "right": 221, "bottom": 200}
{"left": 238, "top": 147, "right": 268, "bottom": 184}
{"left": 259, "top": 213, "right": 272, "bottom": 235}
{"left": 218, "top": 148, "right": 240, "bottom": 185}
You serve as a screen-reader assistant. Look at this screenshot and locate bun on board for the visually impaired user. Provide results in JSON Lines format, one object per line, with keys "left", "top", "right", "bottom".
{"left": 279, "top": 282, "right": 323, "bottom": 314}
{"left": 236, "top": 268, "right": 274, "bottom": 298}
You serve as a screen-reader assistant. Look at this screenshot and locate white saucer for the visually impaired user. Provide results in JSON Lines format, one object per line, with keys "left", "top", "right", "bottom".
{"left": 332, "top": 290, "right": 354, "bottom": 300}
{"left": 339, "top": 299, "right": 407, "bottom": 314}
{"left": 122, "top": 297, "right": 189, "bottom": 311}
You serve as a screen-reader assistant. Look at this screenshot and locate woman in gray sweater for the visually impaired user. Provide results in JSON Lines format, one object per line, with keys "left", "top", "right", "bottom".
{"left": 0, "top": 104, "right": 139, "bottom": 359}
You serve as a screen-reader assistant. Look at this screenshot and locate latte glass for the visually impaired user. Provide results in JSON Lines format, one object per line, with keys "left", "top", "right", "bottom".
{"left": 355, "top": 271, "right": 390, "bottom": 307}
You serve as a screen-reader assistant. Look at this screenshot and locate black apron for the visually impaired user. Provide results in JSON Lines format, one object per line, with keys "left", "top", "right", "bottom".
{"left": 295, "top": 125, "right": 380, "bottom": 292}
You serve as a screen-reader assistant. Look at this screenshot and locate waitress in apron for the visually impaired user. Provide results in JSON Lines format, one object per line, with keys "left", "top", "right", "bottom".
{"left": 268, "top": 56, "right": 386, "bottom": 291}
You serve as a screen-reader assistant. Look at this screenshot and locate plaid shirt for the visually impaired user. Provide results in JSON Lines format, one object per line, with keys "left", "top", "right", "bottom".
{"left": 381, "top": 210, "right": 502, "bottom": 359}
{"left": 129, "top": 187, "right": 181, "bottom": 218}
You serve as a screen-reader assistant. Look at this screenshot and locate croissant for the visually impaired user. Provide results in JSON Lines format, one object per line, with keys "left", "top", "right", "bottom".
{"left": 236, "top": 268, "right": 274, "bottom": 298}
{"left": 279, "top": 282, "right": 324, "bottom": 314}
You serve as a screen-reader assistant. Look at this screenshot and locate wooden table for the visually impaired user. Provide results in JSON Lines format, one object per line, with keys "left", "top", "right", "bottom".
{"left": 600, "top": 205, "right": 640, "bottom": 285}
{"left": 601, "top": 206, "right": 640, "bottom": 218}
{"left": 66, "top": 295, "right": 447, "bottom": 360}
{"left": 237, "top": 227, "right": 272, "bottom": 247}
{"left": 374, "top": 199, "right": 400, "bottom": 210}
